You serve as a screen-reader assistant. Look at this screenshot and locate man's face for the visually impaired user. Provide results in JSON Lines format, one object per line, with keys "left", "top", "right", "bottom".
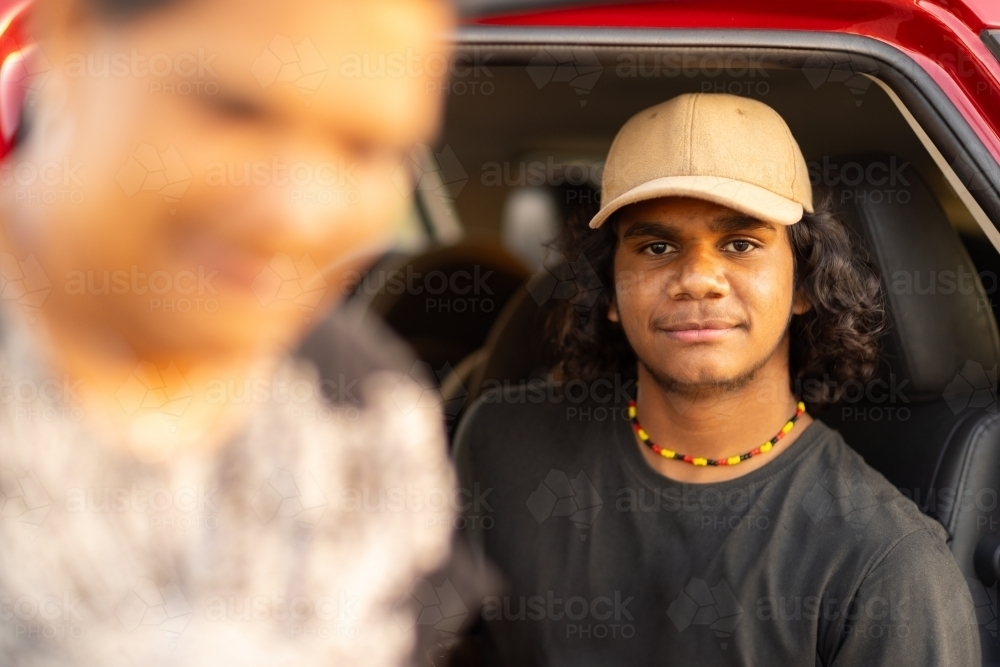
{"left": 1, "top": 0, "right": 452, "bottom": 362}
{"left": 610, "top": 197, "right": 808, "bottom": 394}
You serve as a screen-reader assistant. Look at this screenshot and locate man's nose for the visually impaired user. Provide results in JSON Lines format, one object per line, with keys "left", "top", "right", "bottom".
{"left": 668, "top": 244, "right": 730, "bottom": 300}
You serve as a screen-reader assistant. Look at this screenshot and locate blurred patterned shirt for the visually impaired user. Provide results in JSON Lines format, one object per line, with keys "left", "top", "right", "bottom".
{"left": 0, "top": 308, "right": 456, "bottom": 666}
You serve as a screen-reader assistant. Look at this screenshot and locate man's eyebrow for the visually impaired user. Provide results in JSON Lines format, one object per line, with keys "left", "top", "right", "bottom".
{"left": 621, "top": 221, "right": 680, "bottom": 241}
{"left": 620, "top": 215, "right": 775, "bottom": 241}
{"left": 710, "top": 214, "right": 776, "bottom": 234}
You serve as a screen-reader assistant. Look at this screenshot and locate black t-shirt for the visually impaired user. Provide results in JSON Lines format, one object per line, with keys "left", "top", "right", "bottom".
{"left": 453, "top": 384, "right": 981, "bottom": 667}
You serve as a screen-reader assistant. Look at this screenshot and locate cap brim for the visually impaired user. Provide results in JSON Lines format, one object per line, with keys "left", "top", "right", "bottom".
{"left": 589, "top": 175, "right": 810, "bottom": 229}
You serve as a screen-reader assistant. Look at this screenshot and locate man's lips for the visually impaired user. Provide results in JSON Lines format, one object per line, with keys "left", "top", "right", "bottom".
{"left": 658, "top": 320, "right": 742, "bottom": 343}
{"left": 173, "top": 231, "right": 270, "bottom": 292}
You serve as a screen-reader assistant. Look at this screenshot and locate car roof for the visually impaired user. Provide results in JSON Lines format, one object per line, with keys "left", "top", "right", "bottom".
{"left": 461, "top": 0, "right": 1000, "bottom": 25}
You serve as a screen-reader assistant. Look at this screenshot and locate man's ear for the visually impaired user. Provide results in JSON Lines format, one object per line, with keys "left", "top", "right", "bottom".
{"left": 792, "top": 289, "right": 812, "bottom": 316}
{"left": 608, "top": 295, "right": 620, "bottom": 322}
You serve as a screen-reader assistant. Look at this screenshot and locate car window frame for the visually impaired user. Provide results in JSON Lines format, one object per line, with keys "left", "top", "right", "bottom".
{"left": 447, "top": 26, "right": 1000, "bottom": 252}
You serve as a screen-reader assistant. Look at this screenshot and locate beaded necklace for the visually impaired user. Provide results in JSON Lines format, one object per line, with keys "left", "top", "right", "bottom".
{"left": 628, "top": 399, "right": 806, "bottom": 467}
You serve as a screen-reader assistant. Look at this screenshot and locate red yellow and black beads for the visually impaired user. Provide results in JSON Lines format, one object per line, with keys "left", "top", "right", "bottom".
{"left": 628, "top": 400, "right": 806, "bottom": 467}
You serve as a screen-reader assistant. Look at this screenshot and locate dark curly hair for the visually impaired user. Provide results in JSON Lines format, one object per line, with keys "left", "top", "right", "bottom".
{"left": 545, "top": 191, "right": 886, "bottom": 407}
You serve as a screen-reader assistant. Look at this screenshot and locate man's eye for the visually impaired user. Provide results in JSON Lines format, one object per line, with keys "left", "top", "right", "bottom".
{"left": 645, "top": 242, "right": 670, "bottom": 255}
{"left": 347, "top": 141, "right": 405, "bottom": 169}
{"left": 202, "top": 93, "right": 265, "bottom": 122}
{"left": 724, "top": 240, "right": 756, "bottom": 253}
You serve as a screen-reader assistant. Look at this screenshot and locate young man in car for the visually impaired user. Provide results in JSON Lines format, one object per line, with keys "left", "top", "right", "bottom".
{"left": 454, "top": 93, "right": 981, "bottom": 666}
{"left": 0, "top": 0, "right": 460, "bottom": 664}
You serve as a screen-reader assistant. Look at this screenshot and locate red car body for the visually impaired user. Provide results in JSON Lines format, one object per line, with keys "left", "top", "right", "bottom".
{"left": 2, "top": 0, "right": 1000, "bottom": 164}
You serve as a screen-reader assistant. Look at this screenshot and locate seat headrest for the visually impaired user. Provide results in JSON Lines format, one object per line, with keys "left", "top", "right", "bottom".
{"left": 353, "top": 240, "right": 531, "bottom": 373}
{"left": 831, "top": 154, "right": 999, "bottom": 402}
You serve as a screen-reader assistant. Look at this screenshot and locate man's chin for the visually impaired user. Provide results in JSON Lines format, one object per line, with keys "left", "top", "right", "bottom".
{"left": 130, "top": 309, "right": 300, "bottom": 364}
{"left": 641, "top": 363, "right": 763, "bottom": 399}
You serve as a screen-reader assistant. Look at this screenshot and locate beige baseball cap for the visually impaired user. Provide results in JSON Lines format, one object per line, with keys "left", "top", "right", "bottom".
{"left": 590, "top": 93, "right": 813, "bottom": 229}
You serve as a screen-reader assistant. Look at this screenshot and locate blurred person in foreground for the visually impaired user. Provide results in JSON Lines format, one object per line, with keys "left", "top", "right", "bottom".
{"left": 0, "top": 0, "right": 459, "bottom": 664}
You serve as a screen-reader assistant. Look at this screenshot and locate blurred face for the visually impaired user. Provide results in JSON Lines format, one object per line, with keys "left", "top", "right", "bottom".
{"left": 610, "top": 197, "right": 809, "bottom": 395}
{"left": 1, "top": 0, "right": 453, "bottom": 365}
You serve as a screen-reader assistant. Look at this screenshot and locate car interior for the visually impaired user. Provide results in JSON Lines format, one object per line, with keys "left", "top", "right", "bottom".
{"left": 317, "top": 37, "right": 1000, "bottom": 660}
